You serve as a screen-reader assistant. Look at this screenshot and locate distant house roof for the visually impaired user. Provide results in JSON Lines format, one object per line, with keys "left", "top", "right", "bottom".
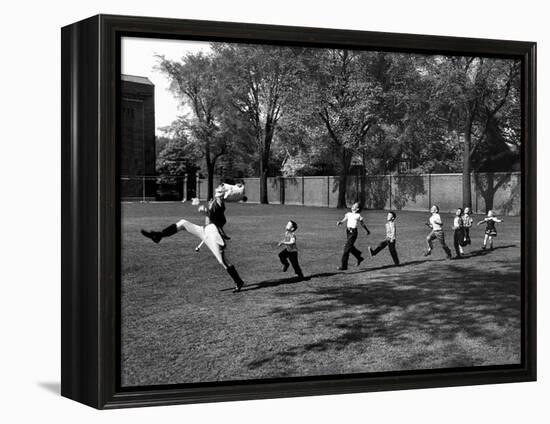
{"left": 121, "top": 74, "right": 154, "bottom": 86}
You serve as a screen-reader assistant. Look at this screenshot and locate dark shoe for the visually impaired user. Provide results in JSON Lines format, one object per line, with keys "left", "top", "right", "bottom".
{"left": 141, "top": 229, "right": 162, "bottom": 244}
{"left": 227, "top": 265, "right": 244, "bottom": 293}
{"left": 282, "top": 263, "right": 289, "bottom": 272}
{"left": 336, "top": 266, "right": 348, "bottom": 271}
{"left": 232, "top": 277, "right": 244, "bottom": 293}
{"left": 424, "top": 249, "right": 431, "bottom": 257}
{"left": 368, "top": 247, "right": 374, "bottom": 257}
{"left": 357, "top": 256, "right": 364, "bottom": 266}
{"left": 446, "top": 255, "right": 452, "bottom": 260}
{"left": 481, "top": 245, "right": 486, "bottom": 250}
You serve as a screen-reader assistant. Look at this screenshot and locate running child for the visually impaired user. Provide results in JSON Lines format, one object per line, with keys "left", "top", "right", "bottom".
{"left": 452, "top": 208, "right": 464, "bottom": 259}
{"left": 424, "top": 205, "right": 452, "bottom": 259}
{"left": 277, "top": 220, "right": 305, "bottom": 279}
{"left": 368, "top": 211, "right": 399, "bottom": 266}
{"left": 477, "top": 210, "right": 503, "bottom": 250}
{"left": 336, "top": 202, "right": 370, "bottom": 270}
{"left": 462, "top": 207, "right": 474, "bottom": 246}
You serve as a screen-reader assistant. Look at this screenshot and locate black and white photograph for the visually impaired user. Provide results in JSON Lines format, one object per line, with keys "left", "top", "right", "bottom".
{"left": 120, "top": 36, "right": 524, "bottom": 387}
{"left": 3, "top": 0, "right": 547, "bottom": 421}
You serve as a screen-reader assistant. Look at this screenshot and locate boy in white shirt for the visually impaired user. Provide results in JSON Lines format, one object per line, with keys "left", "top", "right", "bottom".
{"left": 424, "top": 205, "right": 452, "bottom": 259}
{"left": 336, "top": 202, "right": 370, "bottom": 270}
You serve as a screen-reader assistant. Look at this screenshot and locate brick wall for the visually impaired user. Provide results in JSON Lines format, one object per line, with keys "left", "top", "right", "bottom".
{"left": 120, "top": 76, "right": 156, "bottom": 200}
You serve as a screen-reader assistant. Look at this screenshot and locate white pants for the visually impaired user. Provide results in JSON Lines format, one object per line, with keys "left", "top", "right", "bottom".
{"left": 176, "top": 220, "right": 229, "bottom": 269}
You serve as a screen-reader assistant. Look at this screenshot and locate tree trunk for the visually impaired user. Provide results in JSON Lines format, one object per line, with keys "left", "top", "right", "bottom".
{"left": 475, "top": 172, "right": 511, "bottom": 214}
{"left": 259, "top": 123, "right": 275, "bottom": 204}
{"left": 259, "top": 155, "right": 269, "bottom": 204}
{"left": 463, "top": 129, "right": 472, "bottom": 209}
{"left": 359, "top": 152, "right": 367, "bottom": 208}
{"left": 205, "top": 146, "right": 218, "bottom": 200}
{"left": 337, "top": 150, "right": 352, "bottom": 209}
{"left": 484, "top": 172, "right": 494, "bottom": 212}
{"left": 337, "top": 173, "right": 348, "bottom": 209}
{"left": 206, "top": 163, "right": 215, "bottom": 200}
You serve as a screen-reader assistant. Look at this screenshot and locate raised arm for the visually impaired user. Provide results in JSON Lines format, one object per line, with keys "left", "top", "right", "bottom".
{"left": 477, "top": 218, "right": 486, "bottom": 226}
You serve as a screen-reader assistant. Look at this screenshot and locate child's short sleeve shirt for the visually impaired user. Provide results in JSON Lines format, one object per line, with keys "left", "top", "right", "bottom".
{"left": 345, "top": 212, "right": 363, "bottom": 229}
{"left": 284, "top": 231, "right": 298, "bottom": 252}
{"left": 429, "top": 213, "right": 443, "bottom": 231}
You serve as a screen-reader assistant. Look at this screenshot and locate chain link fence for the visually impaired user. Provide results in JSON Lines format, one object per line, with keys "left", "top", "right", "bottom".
{"left": 121, "top": 172, "right": 520, "bottom": 216}
{"left": 201, "top": 173, "right": 521, "bottom": 215}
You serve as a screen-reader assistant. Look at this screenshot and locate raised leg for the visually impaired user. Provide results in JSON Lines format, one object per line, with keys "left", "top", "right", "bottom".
{"left": 371, "top": 239, "right": 389, "bottom": 256}
{"left": 279, "top": 249, "right": 290, "bottom": 271}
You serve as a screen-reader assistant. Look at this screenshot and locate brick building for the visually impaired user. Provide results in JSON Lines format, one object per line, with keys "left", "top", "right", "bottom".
{"left": 121, "top": 74, "right": 156, "bottom": 200}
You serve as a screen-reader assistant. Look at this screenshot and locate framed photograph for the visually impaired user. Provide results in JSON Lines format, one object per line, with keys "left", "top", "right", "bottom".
{"left": 61, "top": 14, "right": 536, "bottom": 409}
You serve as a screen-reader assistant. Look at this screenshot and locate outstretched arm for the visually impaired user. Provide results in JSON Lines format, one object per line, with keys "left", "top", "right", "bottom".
{"left": 477, "top": 219, "right": 486, "bottom": 226}
{"left": 336, "top": 216, "right": 347, "bottom": 226}
{"left": 360, "top": 220, "right": 370, "bottom": 234}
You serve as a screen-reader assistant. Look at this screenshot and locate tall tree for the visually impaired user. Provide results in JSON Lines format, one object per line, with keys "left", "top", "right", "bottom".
{"left": 303, "top": 49, "right": 381, "bottom": 208}
{"left": 213, "top": 44, "right": 305, "bottom": 204}
{"left": 157, "top": 52, "right": 228, "bottom": 199}
{"left": 156, "top": 119, "right": 200, "bottom": 177}
{"left": 426, "top": 56, "right": 520, "bottom": 208}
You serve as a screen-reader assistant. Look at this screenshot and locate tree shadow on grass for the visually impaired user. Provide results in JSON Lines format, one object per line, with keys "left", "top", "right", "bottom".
{"left": 247, "top": 258, "right": 521, "bottom": 371}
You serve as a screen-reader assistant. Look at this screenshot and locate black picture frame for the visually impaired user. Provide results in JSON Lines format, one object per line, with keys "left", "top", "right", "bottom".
{"left": 61, "top": 14, "right": 537, "bottom": 409}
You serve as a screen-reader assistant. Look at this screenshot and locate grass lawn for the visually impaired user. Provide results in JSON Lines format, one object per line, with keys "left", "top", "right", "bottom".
{"left": 121, "top": 202, "right": 521, "bottom": 387}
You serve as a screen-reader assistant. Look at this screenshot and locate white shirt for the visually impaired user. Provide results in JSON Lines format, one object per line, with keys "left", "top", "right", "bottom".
{"left": 462, "top": 214, "right": 473, "bottom": 228}
{"left": 344, "top": 212, "right": 363, "bottom": 229}
{"left": 385, "top": 221, "right": 396, "bottom": 241}
{"left": 282, "top": 231, "right": 297, "bottom": 252}
{"left": 429, "top": 213, "right": 443, "bottom": 231}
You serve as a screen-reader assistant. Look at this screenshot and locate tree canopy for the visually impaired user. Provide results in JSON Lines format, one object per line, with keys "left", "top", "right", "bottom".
{"left": 154, "top": 43, "right": 521, "bottom": 206}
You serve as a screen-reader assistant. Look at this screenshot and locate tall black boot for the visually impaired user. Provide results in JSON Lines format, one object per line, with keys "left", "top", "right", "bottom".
{"left": 141, "top": 224, "right": 177, "bottom": 244}
{"left": 227, "top": 265, "right": 245, "bottom": 292}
